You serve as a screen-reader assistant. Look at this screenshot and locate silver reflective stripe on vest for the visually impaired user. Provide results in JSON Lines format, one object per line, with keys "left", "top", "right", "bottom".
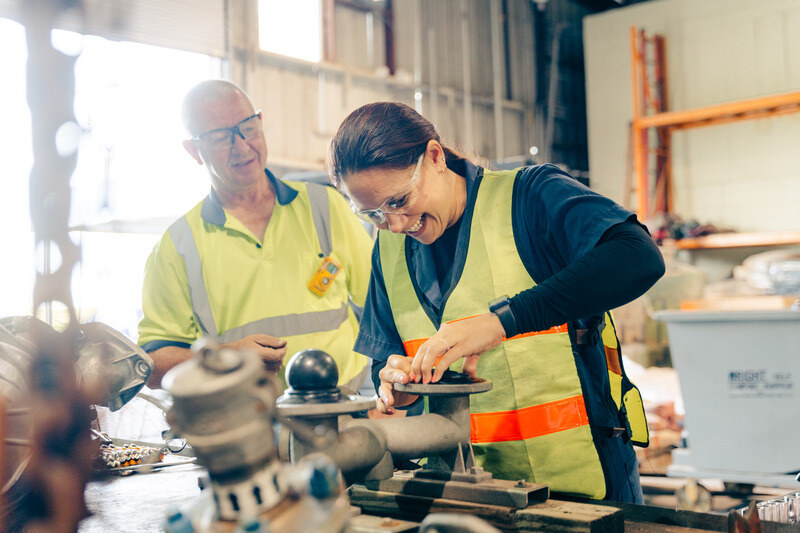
{"left": 168, "top": 217, "right": 218, "bottom": 336}
{"left": 218, "top": 303, "right": 349, "bottom": 344}
{"left": 306, "top": 183, "right": 332, "bottom": 256}
{"left": 169, "top": 185, "right": 338, "bottom": 342}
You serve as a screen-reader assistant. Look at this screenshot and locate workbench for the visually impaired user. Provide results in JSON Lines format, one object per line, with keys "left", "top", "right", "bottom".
{"left": 75, "top": 465, "right": 798, "bottom": 533}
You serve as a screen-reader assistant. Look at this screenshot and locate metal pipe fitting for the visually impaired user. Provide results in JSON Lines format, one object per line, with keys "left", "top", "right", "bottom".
{"left": 277, "top": 349, "right": 491, "bottom": 482}
{"left": 163, "top": 339, "right": 283, "bottom": 520}
{"left": 355, "top": 413, "right": 466, "bottom": 460}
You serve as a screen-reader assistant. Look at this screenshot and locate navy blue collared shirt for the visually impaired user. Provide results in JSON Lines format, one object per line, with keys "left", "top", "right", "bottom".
{"left": 200, "top": 168, "right": 298, "bottom": 226}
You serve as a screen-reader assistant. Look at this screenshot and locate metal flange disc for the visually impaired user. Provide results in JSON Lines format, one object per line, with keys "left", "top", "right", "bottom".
{"left": 275, "top": 394, "right": 376, "bottom": 417}
{"left": 395, "top": 379, "right": 492, "bottom": 396}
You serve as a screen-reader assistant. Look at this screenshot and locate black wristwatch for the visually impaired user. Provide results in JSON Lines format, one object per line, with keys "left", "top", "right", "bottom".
{"left": 489, "top": 295, "right": 518, "bottom": 338}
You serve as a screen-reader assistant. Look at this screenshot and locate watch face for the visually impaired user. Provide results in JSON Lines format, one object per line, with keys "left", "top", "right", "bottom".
{"left": 490, "top": 297, "right": 509, "bottom": 311}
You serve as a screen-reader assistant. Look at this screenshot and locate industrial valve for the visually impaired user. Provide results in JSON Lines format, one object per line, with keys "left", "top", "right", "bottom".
{"left": 160, "top": 343, "right": 540, "bottom": 532}
{"left": 277, "top": 349, "right": 549, "bottom": 510}
{"left": 162, "top": 339, "right": 351, "bottom": 532}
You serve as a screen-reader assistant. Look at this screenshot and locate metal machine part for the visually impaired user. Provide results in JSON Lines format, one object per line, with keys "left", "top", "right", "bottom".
{"left": 75, "top": 321, "right": 154, "bottom": 411}
{"left": 344, "top": 513, "right": 501, "bottom": 533}
{"left": 0, "top": 317, "right": 153, "bottom": 412}
{"left": 1, "top": 1, "right": 97, "bottom": 529}
{"left": 277, "top": 350, "right": 549, "bottom": 509}
{"left": 368, "top": 380, "right": 547, "bottom": 508}
{"left": 742, "top": 491, "right": 800, "bottom": 524}
{"left": 278, "top": 349, "right": 375, "bottom": 413}
{"left": 162, "top": 340, "right": 351, "bottom": 532}
{"left": 277, "top": 350, "right": 477, "bottom": 477}
{"left": 369, "top": 468, "right": 547, "bottom": 510}
{"left": 0, "top": 316, "right": 153, "bottom": 505}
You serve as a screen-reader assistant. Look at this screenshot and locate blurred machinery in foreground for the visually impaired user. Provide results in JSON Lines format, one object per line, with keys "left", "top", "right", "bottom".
{"left": 745, "top": 492, "right": 800, "bottom": 524}
{"left": 163, "top": 342, "right": 800, "bottom": 533}
{"left": 1, "top": 0, "right": 156, "bottom": 529}
{"left": 0, "top": 316, "right": 154, "bottom": 530}
{"left": 163, "top": 340, "right": 352, "bottom": 532}
{"left": 162, "top": 341, "right": 508, "bottom": 532}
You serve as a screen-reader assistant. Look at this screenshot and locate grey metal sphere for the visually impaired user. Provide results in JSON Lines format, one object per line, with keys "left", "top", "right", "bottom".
{"left": 284, "top": 349, "right": 339, "bottom": 390}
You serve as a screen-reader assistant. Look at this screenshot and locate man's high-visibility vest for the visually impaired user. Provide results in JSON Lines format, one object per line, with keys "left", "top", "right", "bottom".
{"left": 169, "top": 182, "right": 367, "bottom": 388}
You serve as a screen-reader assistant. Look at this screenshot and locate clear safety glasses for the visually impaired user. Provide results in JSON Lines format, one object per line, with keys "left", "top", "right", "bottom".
{"left": 192, "top": 112, "right": 263, "bottom": 150}
{"left": 349, "top": 153, "right": 424, "bottom": 226}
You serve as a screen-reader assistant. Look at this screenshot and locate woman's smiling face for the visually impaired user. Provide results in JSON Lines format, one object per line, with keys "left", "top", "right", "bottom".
{"left": 341, "top": 142, "right": 463, "bottom": 245}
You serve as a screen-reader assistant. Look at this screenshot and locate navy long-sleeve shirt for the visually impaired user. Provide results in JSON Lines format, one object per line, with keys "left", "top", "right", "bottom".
{"left": 354, "top": 160, "right": 664, "bottom": 387}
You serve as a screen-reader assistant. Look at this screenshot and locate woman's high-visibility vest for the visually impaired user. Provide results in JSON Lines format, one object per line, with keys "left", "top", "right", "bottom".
{"left": 378, "top": 168, "right": 647, "bottom": 499}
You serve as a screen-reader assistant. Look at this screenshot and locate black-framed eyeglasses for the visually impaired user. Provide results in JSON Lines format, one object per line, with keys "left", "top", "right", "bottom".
{"left": 349, "top": 153, "right": 424, "bottom": 226}
{"left": 192, "top": 112, "right": 263, "bottom": 150}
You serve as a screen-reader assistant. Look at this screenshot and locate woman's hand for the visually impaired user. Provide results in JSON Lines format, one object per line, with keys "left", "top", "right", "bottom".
{"left": 410, "top": 313, "right": 506, "bottom": 384}
{"left": 376, "top": 354, "right": 420, "bottom": 414}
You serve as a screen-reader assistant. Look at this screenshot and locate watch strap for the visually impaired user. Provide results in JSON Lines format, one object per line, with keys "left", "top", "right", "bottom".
{"left": 489, "top": 295, "right": 518, "bottom": 338}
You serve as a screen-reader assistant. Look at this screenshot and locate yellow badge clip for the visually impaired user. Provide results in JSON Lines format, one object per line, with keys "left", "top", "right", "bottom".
{"left": 308, "top": 256, "right": 342, "bottom": 296}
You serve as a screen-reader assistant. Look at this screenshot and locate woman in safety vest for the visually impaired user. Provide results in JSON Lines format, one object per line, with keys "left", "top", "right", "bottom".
{"left": 328, "top": 102, "right": 665, "bottom": 503}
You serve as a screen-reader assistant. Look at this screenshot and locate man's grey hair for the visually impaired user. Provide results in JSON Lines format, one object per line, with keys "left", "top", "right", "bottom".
{"left": 181, "top": 79, "right": 254, "bottom": 136}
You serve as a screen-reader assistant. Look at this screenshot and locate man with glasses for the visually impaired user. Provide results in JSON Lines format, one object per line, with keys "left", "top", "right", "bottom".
{"left": 138, "top": 79, "right": 373, "bottom": 392}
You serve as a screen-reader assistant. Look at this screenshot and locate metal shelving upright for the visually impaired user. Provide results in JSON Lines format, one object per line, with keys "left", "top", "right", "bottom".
{"left": 628, "top": 26, "right": 800, "bottom": 226}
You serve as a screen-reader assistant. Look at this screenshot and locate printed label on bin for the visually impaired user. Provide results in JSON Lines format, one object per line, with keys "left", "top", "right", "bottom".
{"left": 728, "top": 369, "right": 794, "bottom": 398}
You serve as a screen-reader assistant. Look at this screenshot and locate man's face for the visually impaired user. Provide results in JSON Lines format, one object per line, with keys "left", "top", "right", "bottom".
{"left": 184, "top": 92, "right": 268, "bottom": 195}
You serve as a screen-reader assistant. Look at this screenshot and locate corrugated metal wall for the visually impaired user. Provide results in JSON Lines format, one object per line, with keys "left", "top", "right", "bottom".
{"left": 0, "top": 0, "right": 227, "bottom": 56}
{"left": 229, "top": 0, "right": 544, "bottom": 171}
{"left": 2, "top": 0, "right": 599, "bottom": 173}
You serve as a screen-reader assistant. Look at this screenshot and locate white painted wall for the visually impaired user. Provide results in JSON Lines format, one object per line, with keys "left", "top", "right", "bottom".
{"left": 584, "top": 0, "right": 800, "bottom": 231}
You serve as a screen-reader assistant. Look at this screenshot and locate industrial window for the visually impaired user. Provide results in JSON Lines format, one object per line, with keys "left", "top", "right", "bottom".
{"left": 258, "top": 0, "right": 322, "bottom": 63}
{"left": 1, "top": 16, "right": 220, "bottom": 338}
{"left": 0, "top": 18, "right": 35, "bottom": 319}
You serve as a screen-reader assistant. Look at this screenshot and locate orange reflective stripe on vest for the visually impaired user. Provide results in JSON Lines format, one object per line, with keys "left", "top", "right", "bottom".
{"left": 470, "top": 395, "right": 590, "bottom": 443}
{"left": 605, "top": 346, "right": 622, "bottom": 375}
{"left": 402, "top": 322, "right": 569, "bottom": 359}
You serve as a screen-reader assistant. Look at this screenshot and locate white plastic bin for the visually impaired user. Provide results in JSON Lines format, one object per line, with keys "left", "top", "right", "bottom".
{"left": 653, "top": 309, "right": 800, "bottom": 486}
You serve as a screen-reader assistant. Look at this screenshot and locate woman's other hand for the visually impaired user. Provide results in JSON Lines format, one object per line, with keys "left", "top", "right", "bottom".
{"left": 377, "top": 354, "right": 420, "bottom": 414}
{"left": 411, "top": 313, "right": 505, "bottom": 384}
